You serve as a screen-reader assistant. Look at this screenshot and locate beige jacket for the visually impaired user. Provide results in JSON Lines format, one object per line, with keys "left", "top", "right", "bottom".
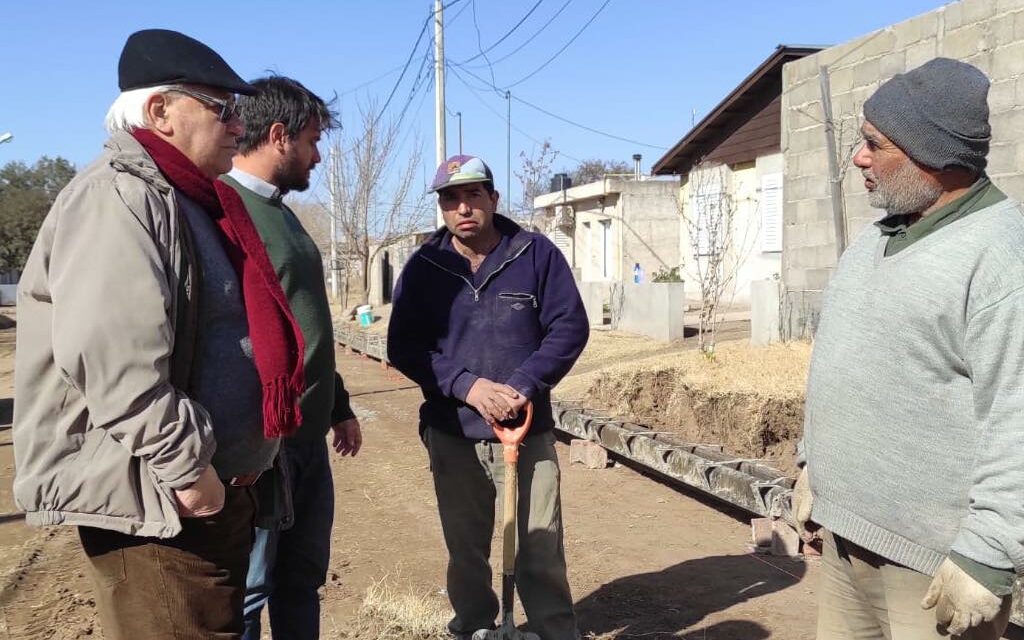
{"left": 13, "top": 132, "right": 215, "bottom": 538}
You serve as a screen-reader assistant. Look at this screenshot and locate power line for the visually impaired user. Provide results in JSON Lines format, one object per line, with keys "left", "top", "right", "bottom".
{"left": 334, "top": 0, "right": 468, "bottom": 98}
{"left": 466, "top": 0, "right": 574, "bottom": 70}
{"left": 504, "top": 0, "right": 612, "bottom": 89}
{"left": 469, "top": 0, "right": 499, "bottom": 94}
{"left": 452, "top": 63, "right": 667, "bottom": 151}
{"left": 447, "top": 63, "right": 583, "bottom": 163}
{"left": 457, "top": 0, "right": 545, "bottom": 64}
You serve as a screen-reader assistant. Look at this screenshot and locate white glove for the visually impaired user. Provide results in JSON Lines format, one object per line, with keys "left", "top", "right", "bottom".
{"left": 792, "top": 466, "right": 814, "bottom": 536}
{"left": 921, "top": 558, "right": 1003, "bottom": 635}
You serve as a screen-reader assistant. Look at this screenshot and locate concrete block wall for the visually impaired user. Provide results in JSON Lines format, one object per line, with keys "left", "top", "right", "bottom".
{"left": 610, "top": 282, "right": 687, "bottom": 342}
{"left": 780, "top": 0, "right": 1024, "bottom": 338}
{"left": 577, "top": 281, "right": 611, "bottom": 327}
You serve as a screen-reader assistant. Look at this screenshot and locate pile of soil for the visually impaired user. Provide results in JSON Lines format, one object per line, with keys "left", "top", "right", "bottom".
{"left": 576, "top": 342, "right": 812, "bottom": 475}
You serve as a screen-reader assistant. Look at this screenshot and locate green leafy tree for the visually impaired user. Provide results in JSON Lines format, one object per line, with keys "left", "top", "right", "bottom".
{"left": 0, "top": 157, "right": 76, "bottom": 273}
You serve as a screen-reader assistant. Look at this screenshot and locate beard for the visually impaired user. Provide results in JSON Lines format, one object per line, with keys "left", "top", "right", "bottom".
{"left": 273, "top": 156, "right": 312, "bottom": 195}
{"left": 865, "top": 159, "right": 942, "bottom": 215}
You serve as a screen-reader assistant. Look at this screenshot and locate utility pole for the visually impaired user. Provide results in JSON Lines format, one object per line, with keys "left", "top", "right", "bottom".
{"left": 456, "top": 111, "right": 463, "bottom": 155}
{"left": 328, "top": 146, "right": 340, "bottom": 302}
{"left": 506, "top": 91, "right": 512, "bottom": 218}
{"left": 434, "top": 0, "right": 447, "bottom": 228}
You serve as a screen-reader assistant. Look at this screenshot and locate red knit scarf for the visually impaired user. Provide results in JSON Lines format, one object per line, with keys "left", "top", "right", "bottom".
{"left": 133, "top": 129, "right": 305, "bottom": 438}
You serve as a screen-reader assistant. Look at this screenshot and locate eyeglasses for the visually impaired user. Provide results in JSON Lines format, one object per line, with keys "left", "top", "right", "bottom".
{"left": 166, "top": 87, "right": 241, "bottom": 123}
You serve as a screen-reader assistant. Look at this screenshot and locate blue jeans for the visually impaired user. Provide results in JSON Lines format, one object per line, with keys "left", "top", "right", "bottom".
{"left": 242, "top": 438, "right": 334, "bottom": 640}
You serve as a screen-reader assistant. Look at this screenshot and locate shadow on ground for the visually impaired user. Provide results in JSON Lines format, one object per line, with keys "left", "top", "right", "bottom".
{"left": 576, "top": 553, "right": 805, "bottom": 639}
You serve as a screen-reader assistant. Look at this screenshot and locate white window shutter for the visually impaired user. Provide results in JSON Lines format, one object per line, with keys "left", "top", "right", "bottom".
{"left": 690, "top": 166, "right": 726, "bottom": 257}
{"left": 760, "top": 173, "right": 783, "bottom": 253}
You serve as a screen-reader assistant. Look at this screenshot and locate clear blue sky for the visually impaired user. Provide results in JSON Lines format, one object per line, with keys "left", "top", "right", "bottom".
{"left": 0, "top": 0, "right": 946, "bottom": 205}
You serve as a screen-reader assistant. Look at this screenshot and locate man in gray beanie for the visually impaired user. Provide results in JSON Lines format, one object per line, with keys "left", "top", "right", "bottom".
{"left": 793, "top": 57, "right": 1022, "bottom": 639}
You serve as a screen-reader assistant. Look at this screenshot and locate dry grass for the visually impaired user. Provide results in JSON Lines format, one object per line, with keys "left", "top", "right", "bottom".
{"left": 338, "top": 576, "right": 450, "bottom": 640}
{"left": 557, "top": 333, "right": 812, "bottom": 402}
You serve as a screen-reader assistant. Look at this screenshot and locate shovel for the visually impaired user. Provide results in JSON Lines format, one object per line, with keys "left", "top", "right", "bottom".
{"left": 473, "top": 401, "right": 541, "bottom": 640}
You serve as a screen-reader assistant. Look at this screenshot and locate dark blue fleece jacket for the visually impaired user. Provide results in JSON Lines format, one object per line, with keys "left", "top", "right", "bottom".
{"left": 387, "top": 214, "right": 589, "bottom": 440}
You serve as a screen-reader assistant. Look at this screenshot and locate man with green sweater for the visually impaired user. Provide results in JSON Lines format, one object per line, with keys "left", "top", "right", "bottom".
{"left": 222, "top": 76, "right": 363, "bottom": 640}
{"left": 794, "top": 57, "right": 1021, "bottom": 639}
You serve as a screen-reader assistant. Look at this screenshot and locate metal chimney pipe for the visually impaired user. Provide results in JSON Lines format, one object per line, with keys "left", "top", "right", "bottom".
{"left": 632, "top": 153, "right": 642, "bottom": 180}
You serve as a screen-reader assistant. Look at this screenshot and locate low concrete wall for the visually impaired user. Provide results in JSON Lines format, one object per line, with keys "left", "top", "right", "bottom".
{"left": 610, "top": 282, "right": 687, "bottom": 342}
{"left": 577, "top": 281, "right": 610, "bottom": 327}
{"left": 0, "top": 285, "right": 16, "bottom": 306}
{"left": 750, "top": 280, "right": 781, "bottom": 346}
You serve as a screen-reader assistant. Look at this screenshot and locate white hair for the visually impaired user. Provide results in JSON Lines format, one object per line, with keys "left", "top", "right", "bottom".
{"left": 104, "top": 85, "right": 178, "bottom": 134}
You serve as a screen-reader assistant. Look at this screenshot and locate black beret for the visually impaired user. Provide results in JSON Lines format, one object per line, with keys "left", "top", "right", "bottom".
{"left": 118, "top": 29, "right": 256, "bottom": 96}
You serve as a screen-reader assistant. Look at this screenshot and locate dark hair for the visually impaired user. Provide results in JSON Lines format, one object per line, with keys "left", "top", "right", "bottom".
{"left": 236, "top": 75, "right": 339, "bottom": 154}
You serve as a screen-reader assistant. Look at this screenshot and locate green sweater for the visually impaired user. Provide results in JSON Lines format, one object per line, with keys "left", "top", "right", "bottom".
{"left": 221, "top": 174, "right": 355, "bottom": 445}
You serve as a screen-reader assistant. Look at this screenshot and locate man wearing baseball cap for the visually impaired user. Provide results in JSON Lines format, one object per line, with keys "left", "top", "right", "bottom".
{"left": 13, "top": 29, "right": 303, "bottom": 637}
{"left": 388, "top": 155, "right": 589, "bottom": 639}
{"left": 794, "top": 57, "right": 1021, "bottom": 638}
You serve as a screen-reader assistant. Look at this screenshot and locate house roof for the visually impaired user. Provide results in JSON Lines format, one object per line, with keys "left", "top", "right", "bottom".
{"left": 651, "top": 45, "right": 825, "bottom": 175}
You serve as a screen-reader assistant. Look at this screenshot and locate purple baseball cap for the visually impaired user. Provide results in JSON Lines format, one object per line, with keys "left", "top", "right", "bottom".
{"left": 429, "top": 154, "right": 494, "bottom": 193}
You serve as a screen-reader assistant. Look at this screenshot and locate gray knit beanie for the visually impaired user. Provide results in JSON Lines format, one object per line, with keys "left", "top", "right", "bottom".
{"left": 863, "top": 57, "right": 991, "bottom": 173}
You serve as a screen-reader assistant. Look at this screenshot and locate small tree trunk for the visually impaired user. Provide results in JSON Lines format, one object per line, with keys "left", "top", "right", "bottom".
{"left": 360, "top": 255, "right": 371, "bottom": 306}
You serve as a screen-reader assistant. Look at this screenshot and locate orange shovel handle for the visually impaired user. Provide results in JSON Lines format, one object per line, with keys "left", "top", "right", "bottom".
{"left": 492, "top": 401, "right": 534, "bottom": 463}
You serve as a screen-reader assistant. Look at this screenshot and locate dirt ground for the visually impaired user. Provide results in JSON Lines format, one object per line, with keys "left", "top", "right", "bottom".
{"left": 559, "top": 335, "right": 812, "bottom": 475}
{"left": 0, "top": 320, "right": 823, "bottom": 639}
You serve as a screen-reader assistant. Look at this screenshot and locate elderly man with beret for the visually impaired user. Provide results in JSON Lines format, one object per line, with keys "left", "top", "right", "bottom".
{"left": 794, "top": 57, "right": 1022, "bottom": 639}
{"left": 13, "top": 29, "right": 304, "bottom": 638}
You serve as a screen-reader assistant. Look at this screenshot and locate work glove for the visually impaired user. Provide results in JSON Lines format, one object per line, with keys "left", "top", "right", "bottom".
{"left": 792, "top": 466, "right": 815, "bottom": 537}
{"left": 921, "top": 558, "right": 1003, "bottom": 635}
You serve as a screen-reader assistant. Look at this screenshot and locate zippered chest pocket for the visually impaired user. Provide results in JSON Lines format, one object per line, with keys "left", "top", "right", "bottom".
{"left": 495, "top": 292, "right": 541, "bottom": 347}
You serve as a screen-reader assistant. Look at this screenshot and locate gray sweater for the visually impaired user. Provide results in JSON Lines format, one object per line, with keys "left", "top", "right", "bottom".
{"left": 804, "top": 197, "right": 1024, "bottom": 576}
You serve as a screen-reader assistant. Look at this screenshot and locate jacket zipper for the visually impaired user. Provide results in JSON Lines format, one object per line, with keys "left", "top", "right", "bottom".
{"left": 419, "top": 240, "right": 534, "bottom": 302}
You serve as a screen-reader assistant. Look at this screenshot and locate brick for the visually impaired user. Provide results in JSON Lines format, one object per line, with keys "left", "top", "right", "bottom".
{"left": 943, "top": 23, "right": 995, "bottom": 59}
{"left": 829, "top": 66, "right": 855, "bottom": 94}
{"left": 795, "top": 150, "right": 830, "bottom": 179}
{"left": 879, "top": 51, "right": 908, "bottom": 80}
{"left": 788, "top": 77, "right": 824, "bottom": 107}
{"left": 990, "top": 109, "right": 1024, "bottom": 143}
{"left": 992, "top": 173, "right": 1024, "bottom": 201}
{"left": 789, "top": 175, "right": 830, "bottom": 202}
{"left": 991, "top": 40, "right": 1024, "bottom": 78}
{"left": 998, "top": 0, "right": 1024, "bottom": 14}
{"left": 894, "top": 11, "right": 941, "bottom": 49}
{"left": 770, "top": 520, "right": 802, "bottom": 557}
{"left": 851, "top": 58, "right": 883, "bottom": 89}
{"left": 569, "top": 439, "right": 609, "bottom": 469}
{"left": 807, "top": 267, "right": 837, "bottom": 290}
{"left": 905, "top": 38, "right": 940, "bottom": 69}
{"left": 963, "top": 0, "right": 1000, "bottom": 24}
{"left": 783, "top": 124, "right": 827, "bottom": 156}
{"left": 942, "top": 2, "right": 966, "bottom": 31}
{"left": 989, "top": 79, "right": 1017, "bottom": 112}
{"left": 751, "top": 517, "right": 773, "bottom": 547}
{"left": 789, "top": 105, "right": 825, "bottom": 132}
{"left": 1014, "top": 9, "right": 1024, "bottom": 39}
{"left": 992, "top": 11, "right": 1017, "bottom": 45}
{"left": 987, "top": 142, "right": 1018, "bottom": 174}
{"left": 859, "top": 28, "right": 899, "bottom": 59}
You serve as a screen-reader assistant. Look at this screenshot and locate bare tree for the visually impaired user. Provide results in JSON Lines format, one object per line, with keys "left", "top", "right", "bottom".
{"left": 568, "top": 158, "right": 632, "bottom": 185}
{"left": 288, "top": 200, "right": 331, "bottom": 254}
{"left": 681, "top": 161, "right": 756, "bottom": 357}
{"left": 514, "top": 139, "right": 559, "bottom": 225}
{"left": 326, "top": 101, "right": 429, "bottom": 306}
